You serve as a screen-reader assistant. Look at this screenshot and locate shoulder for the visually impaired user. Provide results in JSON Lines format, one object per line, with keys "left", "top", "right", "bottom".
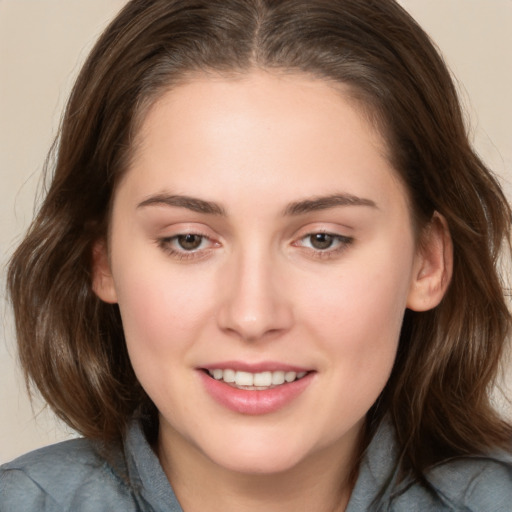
{"left": 423, "top": 452, "right": 512, "bottom": 511}
{"left": 361, "top": 418, "right": 512, "bottom": 511}
{"left": 387, "top": 452, "right": 512, "bottom": 511}
{"left": 0, "top": 438, "right": 136, "bottom": 512}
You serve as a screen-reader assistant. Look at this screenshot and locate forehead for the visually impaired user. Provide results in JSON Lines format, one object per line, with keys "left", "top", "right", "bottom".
{"left": 117, "top": 70, "right": 407, "bottom": 216}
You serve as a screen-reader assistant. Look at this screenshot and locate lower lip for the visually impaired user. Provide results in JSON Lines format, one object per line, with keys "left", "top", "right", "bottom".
{"left": 199, "top": 371, "right": 314, "bottom": 415}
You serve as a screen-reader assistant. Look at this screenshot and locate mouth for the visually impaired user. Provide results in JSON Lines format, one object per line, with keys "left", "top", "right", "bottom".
{"left": 204, "top": 369, "right": 309, "bottom": 390}
{"left": 199, "top": 364, "right": 315, "bottom": 414}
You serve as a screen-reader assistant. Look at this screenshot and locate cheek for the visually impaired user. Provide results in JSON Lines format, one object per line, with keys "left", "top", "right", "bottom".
{"left": 112, "top": 261, "right": 216, "bottom": 360}
{"left": 303, "top": 243, "right": 414, "bottom": 371}
{"left": 301, "top": 255, "right": 411, "bottom": 424}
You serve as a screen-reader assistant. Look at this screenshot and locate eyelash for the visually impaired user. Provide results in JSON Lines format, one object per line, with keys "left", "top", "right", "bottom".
{"left": 157, "top": 232, "right": 216, "bottom": 261}
{"left": 156, "top": 231, "right": 354, "bottom": 261}
{"left": 293, "top": 232, "right": 354, "bottom": 259}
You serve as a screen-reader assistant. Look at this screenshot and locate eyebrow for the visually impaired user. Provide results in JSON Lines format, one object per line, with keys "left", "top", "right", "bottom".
{"left": 283, "top": 194, "right": 377, "bottom": 216}
{"left": 137, "top": 192, "right": 377, "bottom": 216}
{"left": 137, "top": 194, "right": 226, "bottom": 215}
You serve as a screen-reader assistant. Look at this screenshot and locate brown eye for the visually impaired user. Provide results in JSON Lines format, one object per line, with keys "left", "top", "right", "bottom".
{"left": 309, "top": 233, "right": 335, "bottom": 250}
{"left": 177, "top": 234, "right": 203, "bottom": 251}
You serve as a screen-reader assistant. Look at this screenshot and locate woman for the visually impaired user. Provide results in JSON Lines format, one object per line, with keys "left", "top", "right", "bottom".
{"left": 1, "top": 1, "right": 511, "bottom": 510}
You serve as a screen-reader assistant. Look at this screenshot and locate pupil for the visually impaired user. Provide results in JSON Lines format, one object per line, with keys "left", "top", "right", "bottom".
{"left": 178, "top": 234, "right": 202, "bottom": 250}
{"left": 311, "top": 233, "right": 333, "bottom": 250}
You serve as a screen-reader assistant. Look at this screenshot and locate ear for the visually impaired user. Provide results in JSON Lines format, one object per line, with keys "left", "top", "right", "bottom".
{"left": 406, "top": 212, "right": 453, "bottom": 312}
{"left": 91, "top": 239, "right": 118, "bottom": 304}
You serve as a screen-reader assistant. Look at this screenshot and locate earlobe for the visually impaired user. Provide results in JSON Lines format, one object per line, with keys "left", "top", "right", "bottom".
{"left": 406, "top": 212, "right": 453, "bottom": 312}
{"left": 91, "top": 239, "right": 118, "bottom": 304}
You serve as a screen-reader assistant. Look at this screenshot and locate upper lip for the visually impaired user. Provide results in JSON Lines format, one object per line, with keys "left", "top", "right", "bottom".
{"left": 200, "top": 361, "right": 312, "bottom": 373}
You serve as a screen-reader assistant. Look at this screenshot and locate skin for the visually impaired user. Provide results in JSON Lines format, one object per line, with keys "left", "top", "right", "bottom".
{"left": 93, "top": 70, "right": 452, "bottom": 512}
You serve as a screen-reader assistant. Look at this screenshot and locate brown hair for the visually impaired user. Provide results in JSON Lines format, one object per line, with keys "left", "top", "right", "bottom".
{"left": 8, "top": 0, "right": 511, "bottom": 477}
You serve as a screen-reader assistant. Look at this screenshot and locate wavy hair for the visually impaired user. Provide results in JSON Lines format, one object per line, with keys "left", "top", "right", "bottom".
{"left": 7, "top": 0, "right": 511, "bottom": 476}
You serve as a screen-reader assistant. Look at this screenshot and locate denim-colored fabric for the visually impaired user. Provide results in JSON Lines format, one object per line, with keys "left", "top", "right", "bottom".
{"left": 346, "top": 420, "right": 512, "bottom": 511}
{"left": 1, "top": 419, "right": 511, "bottom": 511}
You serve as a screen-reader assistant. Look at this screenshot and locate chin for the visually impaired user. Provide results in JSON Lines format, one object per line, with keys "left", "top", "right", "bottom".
{"left": 212, "top": 449, "right": 308, "bottom": 476}
{"left": 198, "top": 431, "right": 322, "bottom": 476}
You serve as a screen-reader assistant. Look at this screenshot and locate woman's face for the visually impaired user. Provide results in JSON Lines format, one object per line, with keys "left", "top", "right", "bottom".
{"left": 94, "top": 71, "right": 436, "bottom": 475}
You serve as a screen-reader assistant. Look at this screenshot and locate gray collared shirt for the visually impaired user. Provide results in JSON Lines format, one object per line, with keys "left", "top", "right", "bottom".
{"left": 1, "top": 419, "right": 512, "bottom": 511}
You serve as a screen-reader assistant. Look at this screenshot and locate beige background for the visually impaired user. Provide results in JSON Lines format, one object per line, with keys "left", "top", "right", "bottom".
{"left": 1, "top": 0, "right": 511, "bottom": 463}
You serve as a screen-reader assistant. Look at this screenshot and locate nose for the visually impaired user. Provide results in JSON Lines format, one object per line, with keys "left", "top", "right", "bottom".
{"left": 216, "top": 249, "right": 294, "bottom": 342}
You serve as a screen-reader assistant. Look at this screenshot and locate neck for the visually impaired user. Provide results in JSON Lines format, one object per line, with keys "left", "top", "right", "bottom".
{"left": 157, "top": 421, "right": 363, "bottom": 512}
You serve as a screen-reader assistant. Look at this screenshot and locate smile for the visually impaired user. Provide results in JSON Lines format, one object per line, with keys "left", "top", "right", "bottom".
{"left": 200, "top": 366, "right": 314, "bottom": 415}
{"left": 207, "top": 369, "right": 308, "bottom": 389}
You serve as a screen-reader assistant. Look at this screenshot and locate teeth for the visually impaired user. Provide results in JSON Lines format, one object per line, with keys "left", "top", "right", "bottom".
{"left": 223, "top": 369, "right": 236, "bottom": 383}
{"left": 271, "top": 371, "right": 285, "bottom": 385}
{"left": 207, "top": 369, "right": 308, "bottom": 388}
{"left": 284, "top": 371, "right": 296, "bottom": 383}
{"left": 253, "top": 371, "right": 272, "bottom": 387}
{"left": 236, "top": 371, "right": 253, "bottom": 386}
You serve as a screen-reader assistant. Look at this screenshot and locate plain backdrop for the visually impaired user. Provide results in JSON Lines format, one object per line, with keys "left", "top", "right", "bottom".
{"left": 1, "top": 0, "right": 511, "bottom": 463}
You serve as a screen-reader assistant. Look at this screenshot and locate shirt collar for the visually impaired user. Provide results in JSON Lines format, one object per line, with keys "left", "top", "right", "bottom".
{"left": 124, "top": 421, "right": 184, "bottom": 512}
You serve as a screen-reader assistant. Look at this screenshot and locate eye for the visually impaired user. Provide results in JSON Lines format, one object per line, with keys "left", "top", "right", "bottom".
{"left": 157, "top": 232, "right": 219, "bottom": 260}
{"left": 176, "top": 234, "right": 205, "bottom": 251}
{"left": 294, "top": 232, "right": 353, "bottom": 258}
{"left": 307, "top": 233, "right": 337, "bottom": 250}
